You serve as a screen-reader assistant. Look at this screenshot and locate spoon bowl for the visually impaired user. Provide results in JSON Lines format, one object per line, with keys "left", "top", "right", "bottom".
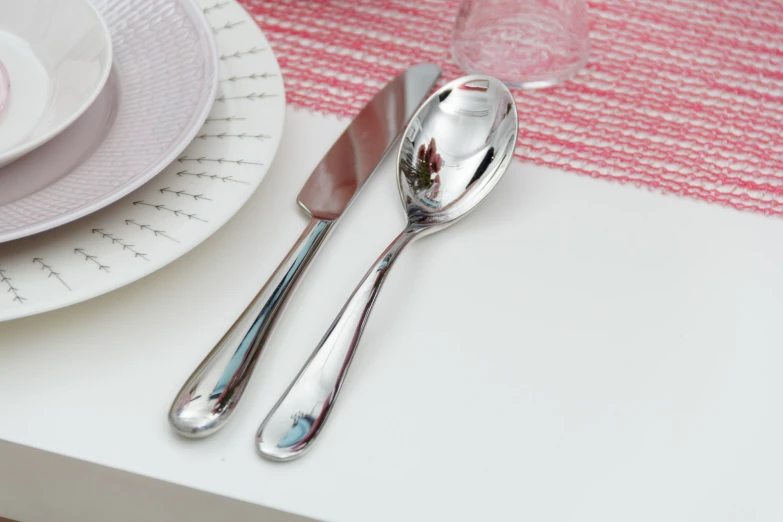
{"left": 256, "top": 75, "right": 518, "bottom": 461}
{"left": 399, "top": 76, "right": 518, "bottom": 231}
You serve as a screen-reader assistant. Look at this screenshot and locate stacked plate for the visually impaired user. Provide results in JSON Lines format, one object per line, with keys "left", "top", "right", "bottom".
{"left": 0, "top": 0, "right": 285, "bottom": 321}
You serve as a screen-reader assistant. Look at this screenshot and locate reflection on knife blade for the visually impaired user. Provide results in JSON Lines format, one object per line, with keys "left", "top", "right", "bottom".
{"left": 299, "top": 64, "right": 442, "bottom": 220}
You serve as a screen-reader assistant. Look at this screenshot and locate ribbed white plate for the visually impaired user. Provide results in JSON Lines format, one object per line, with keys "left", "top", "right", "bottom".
{"left": 0, "top": 0, "right": 219, "bottom": 243}
{"left": 0, "top": 0, "right": 285, "bottom": 321}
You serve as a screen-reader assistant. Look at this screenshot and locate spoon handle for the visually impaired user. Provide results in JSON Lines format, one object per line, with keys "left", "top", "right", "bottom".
{"left": 169, "top": 217, "right": 334, "bottom": 437}
{"left": 256, "top": 226, "right": 419, "bottom": 460}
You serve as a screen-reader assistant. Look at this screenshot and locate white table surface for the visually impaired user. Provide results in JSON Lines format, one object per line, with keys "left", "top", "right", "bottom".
{"left": 1, "top": 107, "right": 783, "bottom": 522}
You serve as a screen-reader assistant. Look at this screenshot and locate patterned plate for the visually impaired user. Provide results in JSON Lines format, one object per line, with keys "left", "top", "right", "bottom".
{"left": 0, "top": 0, "right": 218, "bottom": 243}
{"left": 0, "top": 0, "right": 285, "bottom": 321}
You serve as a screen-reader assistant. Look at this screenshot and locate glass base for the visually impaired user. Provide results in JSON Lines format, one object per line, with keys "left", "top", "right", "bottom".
{"left": 452, "top": 48, "right": 588, "bottom": 89}
{"left": 451, "top": 7, "right": 589, "bottom": 89}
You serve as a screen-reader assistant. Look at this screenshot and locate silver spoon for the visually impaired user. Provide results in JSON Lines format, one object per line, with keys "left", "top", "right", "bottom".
{"left": 256, "top": 75, "right": 519, "bottom": 461}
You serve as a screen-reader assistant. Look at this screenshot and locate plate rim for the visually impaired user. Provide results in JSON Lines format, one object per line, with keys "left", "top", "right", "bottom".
{"left": 0, "top": 0, "right": 220, "bottom": 244}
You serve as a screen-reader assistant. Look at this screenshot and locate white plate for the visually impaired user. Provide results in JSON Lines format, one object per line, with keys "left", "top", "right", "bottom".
{"left": 0, "top": 0, "right": 285, "bottom": 322}
{"left": 0, "top": 0, "right": 218, "bottom": 242}
{"left": 0, "top": 0, "right": 113, "bottom": 167}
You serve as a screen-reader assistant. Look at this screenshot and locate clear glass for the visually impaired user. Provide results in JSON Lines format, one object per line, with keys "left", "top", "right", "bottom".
{"left": 451, "top": 0, "right": 589, "bottom": 89}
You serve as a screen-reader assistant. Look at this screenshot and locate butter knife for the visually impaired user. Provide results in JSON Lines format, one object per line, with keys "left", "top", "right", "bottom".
{"left": 169, "top": 64, "right": 442, "bottom": 438}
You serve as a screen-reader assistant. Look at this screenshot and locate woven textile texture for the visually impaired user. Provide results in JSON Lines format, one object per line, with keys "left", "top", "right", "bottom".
{"left": 238, "top": 0, "right": 783, "bottom": 215}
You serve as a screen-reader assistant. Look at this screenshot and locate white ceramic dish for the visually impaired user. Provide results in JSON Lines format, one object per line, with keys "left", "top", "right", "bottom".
{"left": 0, "top": 0, "right": 285, "bottom": 321}
{"left": 0, "top": 0, "right": 113, "bottom": 167}
{"left": 0, "top": 0, "right": 219, "bottom": 243}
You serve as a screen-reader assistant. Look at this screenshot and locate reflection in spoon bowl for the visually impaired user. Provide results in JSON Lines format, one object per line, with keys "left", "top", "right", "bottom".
{"left": 399, "top": 76, "right": 517, "bottom": 224}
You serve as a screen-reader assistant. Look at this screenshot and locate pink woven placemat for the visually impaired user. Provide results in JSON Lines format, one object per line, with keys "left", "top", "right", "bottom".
{"left": 238, "top": 0, "right": 783, "bottom": 215}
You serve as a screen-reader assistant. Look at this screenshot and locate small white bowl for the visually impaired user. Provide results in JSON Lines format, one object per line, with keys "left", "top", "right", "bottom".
{"left": 0, "top": 0, "right": 112, "bottom": 167}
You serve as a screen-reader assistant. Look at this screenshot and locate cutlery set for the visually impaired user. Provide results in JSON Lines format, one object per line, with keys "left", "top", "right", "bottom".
{"left": 169, "top": 64, "right": 442, "bottom": 439}
{"left": 170, "top": 67, "right": 519, "bottom": 460}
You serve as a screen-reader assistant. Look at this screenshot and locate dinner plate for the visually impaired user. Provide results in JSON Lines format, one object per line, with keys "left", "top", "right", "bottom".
{"left": 0, "top": 0, "right": 285, "bottom": 321}
{"left": 0, "top": 0, "right": 113, "bottom": 168}
{"left": 0, "top": 0, "right": 218, "bottom": 243}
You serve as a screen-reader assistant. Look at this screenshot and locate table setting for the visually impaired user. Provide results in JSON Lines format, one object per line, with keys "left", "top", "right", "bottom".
{"left": 1, "top": 0, "right": 782, "bottom": 521}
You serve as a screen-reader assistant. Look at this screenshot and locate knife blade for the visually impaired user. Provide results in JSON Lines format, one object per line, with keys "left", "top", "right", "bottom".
{"left": 169, "top": 64, "right": 442, "bottom": 438}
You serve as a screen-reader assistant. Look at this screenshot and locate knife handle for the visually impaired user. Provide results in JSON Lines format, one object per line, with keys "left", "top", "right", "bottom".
{"left": 169, "top": 217, "right": 334, "bottom": 438}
